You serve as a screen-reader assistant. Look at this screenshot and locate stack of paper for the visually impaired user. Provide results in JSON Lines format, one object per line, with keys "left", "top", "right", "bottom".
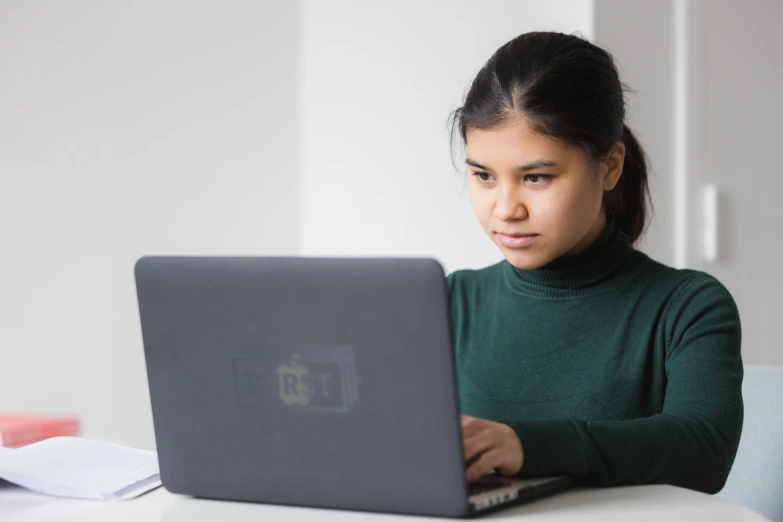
{"left": 0, "top": 436, "right": 160, "bottom": 500}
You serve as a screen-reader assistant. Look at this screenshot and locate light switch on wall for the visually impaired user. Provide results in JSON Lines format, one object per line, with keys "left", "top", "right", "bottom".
{"left": 702, "top": 184, "right": 718, "bottom": 263}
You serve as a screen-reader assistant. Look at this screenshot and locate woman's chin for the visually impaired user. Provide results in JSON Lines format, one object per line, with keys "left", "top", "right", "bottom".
{"left": 501, "top": 249, "right": 552, "bottom": 270}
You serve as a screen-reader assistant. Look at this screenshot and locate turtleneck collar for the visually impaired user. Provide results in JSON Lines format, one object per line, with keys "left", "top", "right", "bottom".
{"left": 502, "top": 219, "right": 636, "bottom": 299}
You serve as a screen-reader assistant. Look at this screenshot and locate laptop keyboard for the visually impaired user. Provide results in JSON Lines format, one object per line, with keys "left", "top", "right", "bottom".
{"left": 468, "top": 476, "right": 514, "bottom": 496}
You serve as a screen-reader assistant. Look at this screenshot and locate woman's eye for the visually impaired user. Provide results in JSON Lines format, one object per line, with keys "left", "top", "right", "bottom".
{"left": 525, "top": 174, "right": 551, "bottom": 184}
{"left": 473, "top": 171, "right": 494, "bottom": 182}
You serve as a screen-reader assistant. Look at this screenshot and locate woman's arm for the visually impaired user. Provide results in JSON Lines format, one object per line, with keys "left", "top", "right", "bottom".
{"left": 504, "top": 274, "right": 744, "bottom": 494}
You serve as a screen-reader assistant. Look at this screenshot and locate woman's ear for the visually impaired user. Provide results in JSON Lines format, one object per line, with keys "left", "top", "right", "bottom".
{"left": 602, "top": 141, "right": 626, "bottom": 191}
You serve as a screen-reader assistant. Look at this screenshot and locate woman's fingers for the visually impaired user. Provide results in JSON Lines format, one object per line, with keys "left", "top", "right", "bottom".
{"left": 466, "top": 448, "right": 502, "bottom": 483}
{"left": 461, "top": 417, "right": 525, "bottom": 480}
{"left": 460, "top": 414, "right": 484, "bottom": 438}
{"left": 463, "top": 430, "right": 495, "bottom": 462}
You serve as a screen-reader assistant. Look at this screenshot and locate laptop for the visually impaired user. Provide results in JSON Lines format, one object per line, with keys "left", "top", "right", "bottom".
{"left": 134, "top": 256, "right": 573, "bottom": 517}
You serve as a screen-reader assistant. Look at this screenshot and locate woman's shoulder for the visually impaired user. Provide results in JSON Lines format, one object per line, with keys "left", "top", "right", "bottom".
{"left": 634, "top": 252, "right": 735, "bottom": 303}
{"left": 446, "top": 260, "right": 506, "bottom": 294}
{"left": 667, "top": 267, "right": 739, "bottom": 321}
{"left": 633, "top": 254, "right": 740, "bottom": 336}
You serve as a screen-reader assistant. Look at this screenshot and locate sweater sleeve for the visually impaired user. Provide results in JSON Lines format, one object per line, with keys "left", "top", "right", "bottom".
{"left": 502, "top": 273, "right": 744, "bottom": 494}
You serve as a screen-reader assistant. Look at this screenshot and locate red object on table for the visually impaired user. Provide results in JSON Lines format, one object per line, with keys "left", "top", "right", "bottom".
{"left": 0, "top": 415, "right": 80, "bottom": 448}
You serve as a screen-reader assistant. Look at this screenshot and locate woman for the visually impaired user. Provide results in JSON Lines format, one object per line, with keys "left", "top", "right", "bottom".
{"left": 447, "top": 31, "right": 743, "bottom": 494}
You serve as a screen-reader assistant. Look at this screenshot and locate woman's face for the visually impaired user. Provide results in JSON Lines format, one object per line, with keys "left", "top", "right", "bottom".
{"left": 465, "top": 117, "right": 624, "bottom": 270}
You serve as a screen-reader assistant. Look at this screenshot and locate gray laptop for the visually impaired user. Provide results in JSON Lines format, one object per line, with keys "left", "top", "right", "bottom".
{"left": 134, "top": 256, "right": 573, "bottom": 517}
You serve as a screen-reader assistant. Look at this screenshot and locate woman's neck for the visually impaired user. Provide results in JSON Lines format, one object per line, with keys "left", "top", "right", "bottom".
{"left": 564, "top": 211, "right": 608, "bottom": 257}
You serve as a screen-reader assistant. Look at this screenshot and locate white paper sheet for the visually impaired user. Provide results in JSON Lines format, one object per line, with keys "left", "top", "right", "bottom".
{"left": 0, "top": 437, "right": 161, "bottom": 500}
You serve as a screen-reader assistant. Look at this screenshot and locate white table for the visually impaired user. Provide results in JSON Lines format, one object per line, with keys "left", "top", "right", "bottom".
{"left": 0, "top": 481, "right": 771, "bottom": 522}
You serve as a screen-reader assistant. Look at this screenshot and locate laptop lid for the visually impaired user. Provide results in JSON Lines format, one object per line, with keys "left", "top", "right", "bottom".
{"left": 135, "top": 256, "right": 469, "bottom": 517}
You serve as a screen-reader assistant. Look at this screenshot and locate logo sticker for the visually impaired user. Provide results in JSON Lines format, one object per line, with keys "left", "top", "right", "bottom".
{"left": 234, "top": 345, "right": 360, "bottom": 414}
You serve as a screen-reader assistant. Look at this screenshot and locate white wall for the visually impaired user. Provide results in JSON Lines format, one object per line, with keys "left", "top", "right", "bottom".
{"left": 595, "top": 0, "right": 783, "bottom": 364}
{"left": 3, "top": 0, "right": 776, "bottom": 455}
{"left": 0, "top": 0, "right": 300, "bottom": 449}
{"left": 299, "top": 0, "right": 594, "bottom": 272}
{"left": 1, "top": 0, "right": 596, "bottom": 449}
{"left": 686, "top": 0, "right": 783, "bottom": 365}
{"left": 594, "top": 0, "right": 675, "bottom": 266}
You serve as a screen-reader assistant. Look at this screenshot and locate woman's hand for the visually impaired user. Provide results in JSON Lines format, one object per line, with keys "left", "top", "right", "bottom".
{"left": 461, "top": 415, "right": 524, "bottom": 483}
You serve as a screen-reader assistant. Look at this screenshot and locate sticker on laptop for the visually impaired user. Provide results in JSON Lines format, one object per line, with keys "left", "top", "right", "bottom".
{"left": 233, "top": 345, "right": 360, "bottom": 414}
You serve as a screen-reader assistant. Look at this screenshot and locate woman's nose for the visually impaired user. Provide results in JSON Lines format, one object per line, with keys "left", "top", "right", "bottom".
{"left": 493, "top": 187, "right": 528, "bottom": 221}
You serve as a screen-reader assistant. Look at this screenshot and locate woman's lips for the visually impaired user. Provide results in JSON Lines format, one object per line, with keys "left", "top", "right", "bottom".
{"left": 496, "top": 232, "right": 539, "bottom": 248}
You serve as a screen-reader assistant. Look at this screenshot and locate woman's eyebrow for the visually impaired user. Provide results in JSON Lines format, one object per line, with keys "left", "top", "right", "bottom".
{"left": 465, "top": 158, "right": 558, "bottom": 171}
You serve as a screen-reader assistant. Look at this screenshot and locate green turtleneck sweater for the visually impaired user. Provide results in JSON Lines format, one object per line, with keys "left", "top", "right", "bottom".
{"left": 447, "top": 221, "right": 743, "bottom": 494}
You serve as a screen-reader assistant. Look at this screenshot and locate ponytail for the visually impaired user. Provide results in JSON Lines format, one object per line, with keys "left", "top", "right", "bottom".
{"left": 602, "top": 124, "right": 651, "bottom": 245}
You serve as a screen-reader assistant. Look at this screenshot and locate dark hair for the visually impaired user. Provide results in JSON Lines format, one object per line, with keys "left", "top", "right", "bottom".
{"left": 448, "top": 31, "right": 651, "bottom": 245}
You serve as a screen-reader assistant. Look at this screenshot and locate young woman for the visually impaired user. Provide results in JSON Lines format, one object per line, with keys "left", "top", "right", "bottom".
{"left": 447, "top": 31, "right": 743, "bottom": 494}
